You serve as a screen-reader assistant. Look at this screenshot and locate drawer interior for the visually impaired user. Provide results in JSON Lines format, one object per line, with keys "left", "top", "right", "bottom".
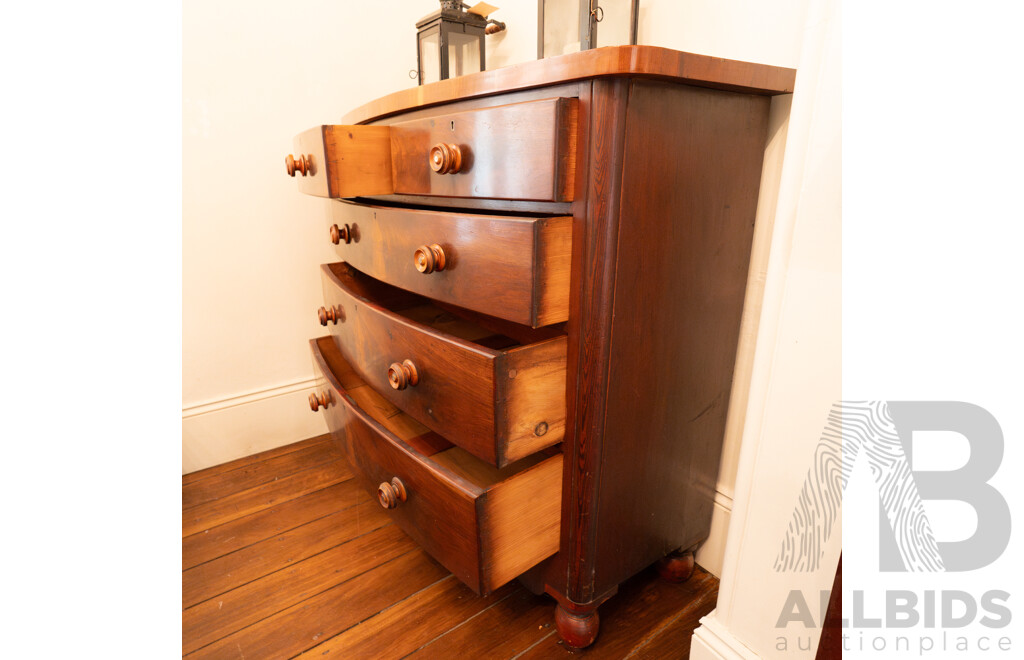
{"left": 327, "top": 262, "right": 564, "bottom": 350}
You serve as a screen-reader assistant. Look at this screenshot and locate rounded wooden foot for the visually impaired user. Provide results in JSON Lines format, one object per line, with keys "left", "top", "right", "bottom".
{"left": 555, "top": 603, "right": 600, "bottom": 649}
{"left": 656, "top": 549, "right": 695, "bottom": 583}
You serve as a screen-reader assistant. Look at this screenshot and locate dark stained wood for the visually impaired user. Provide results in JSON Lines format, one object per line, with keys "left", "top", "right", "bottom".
{"left": 657, "top": 548, "right": 697, "bottom": 583}
{"left": 294, "top": 577, "right": 519, "bottom": 659}
{"left": 592, "top": 80, "right": 768, "bottom": 595}
{"left": 343, "top": 45, "right": 796, "bottom": 125}
{"left": 283, "top": 46, "right": 784, "bottom": 646}
{"left": 182, "top": 459, "right": 352, "bottom": 537}
{"left": 181, "top": 440, "right": 341, "bottom": 510}
{"left": 556, "top": 77, "right": 632, "bottom": 606}
{"left": 388, "top": 96, "right": 577, "bottom": 202}
{"left": 555, "top": 603, "right": 601, "bottom": 649}
{"left": 816, "top": 555, "right": 842, "bottom": 660}
{"left": 356, "top": 193, "right": 572, "bottom": 215}
{"left": 182, "top": 524, "right": 414, "bottom": 655}
{"left": 320, "top": 263, "right": 567, "bottom": 467}
{"left": 328, "top": 201, "right": 572, "bottom": 327}
{"left": 181, "top": 479, "right": 371, "bottom": 570}
{"left": 403, "top": 588, "right": 554, "bottom": 659}
{"left": 289, "top": 125, "right": 393, "bottom": 198}
{"left": 182, "top": 433, "right": 329, "bottom": 485}
{"left": 182, "top": 499, "right": 389, "bottom": 608}
{"left": 182, "top": 435, "right": 719, "bottom": 657}
{"left": 186, "top": 549, "right": 448, "bottom": 659}
{"left": 518, "top": 567, "right": 719, "bottom": 659}
{"left": 311, "top": 336, "right": 562, "bottom": 595}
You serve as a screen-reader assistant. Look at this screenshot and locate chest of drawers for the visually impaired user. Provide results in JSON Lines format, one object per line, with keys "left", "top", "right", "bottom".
{"left": 289, "top": 46, "right": 795, "bottom": 648}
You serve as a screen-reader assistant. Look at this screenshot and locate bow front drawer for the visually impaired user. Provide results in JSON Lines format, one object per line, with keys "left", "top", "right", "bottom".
{"left": 327, "top": 202, "right": 571, "bottom": 327}
{"left": 318, "top": 262, "right": 566, "bottom": 468}
{"left": 308, "top": 336, "right": 562, "bottom": 596}
{"left": 287, "top": 97, "right": 578, "bottom": 202}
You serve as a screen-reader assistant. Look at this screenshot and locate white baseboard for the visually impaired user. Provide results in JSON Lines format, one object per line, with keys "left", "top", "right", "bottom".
{"left": 695, "top": 491, "right": 733, "bottom": 578}
{"left": 691, "top": 612, "right": 761, "bottom": 660}
{"left": 182, "top": 378, "right": 329, "bottom": 474}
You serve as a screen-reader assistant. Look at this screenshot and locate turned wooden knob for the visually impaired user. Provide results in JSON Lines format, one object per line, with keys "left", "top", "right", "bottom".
{"left": 387, "top": 359, "right": 419, "bottom": 390}
{"left": 378, "top": 477, "right": 407, "bottom": 509}
{"left": 308, "top": 390, "right": 330, "bottom": 411}
{"left": 318, "top": 305, "right": 342, "bottom": 325}
{"left": 286, "top": 154, "right": 310, "bottom": 177}
{"left": 429, "top": 143, "right": 462, "bottom": 174}
{"left": 330, "top": 223, "right": 352, "bottom": 245}
{"left": 414, "top": 244, "right": 446, "bottom": 274}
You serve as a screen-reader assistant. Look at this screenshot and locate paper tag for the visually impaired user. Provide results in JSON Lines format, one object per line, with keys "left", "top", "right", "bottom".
{"left": 468, "top": 2, "right": 499, "bottom": 18}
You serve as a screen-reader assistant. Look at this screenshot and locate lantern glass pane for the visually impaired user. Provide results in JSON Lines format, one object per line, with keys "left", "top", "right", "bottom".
{"left": 448, "top": 31, "right": 481, "bottom": 77}
{"left": 594, "top": 0, "right": 634, "bottom": 48}
{"left": 542, "top": 0, "right": 582, "bottom": 57}
{"left": 419, "top": 27, "right": 441, "bottom": 84}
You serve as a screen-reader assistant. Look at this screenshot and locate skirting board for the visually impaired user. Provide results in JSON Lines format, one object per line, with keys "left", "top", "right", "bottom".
{"left": 183, "top": 378, "right": 329, "bottom": 474}
{"left": 691, "top": 612, "right": 761, "bottom": 660}
{"left": 696, "top": 492, "right": 732, "bottom": 578}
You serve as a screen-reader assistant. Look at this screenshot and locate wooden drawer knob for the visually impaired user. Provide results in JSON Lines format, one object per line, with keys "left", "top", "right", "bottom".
{"left": 387, "top": 359, "right": 419, "bottom": 390}
{"left": 414, "top": 244, "right": 446, "bottom": 274}
{"left": 308, "top": 390, "right": 330, "bottom": 411}
{"left": 318, "top": 305, "right": 342, "bottom": 326}
{"left": 286, "top": 154, "right": 310, "bottom": 177}
{"left": 378, "top": 477, "right": 407, "bottom": 509}
{"left": 429, "top": 143, "right": 462, "bottom": 174}
{"left": 330, "top": 223, "right": 352, "bottom": 245}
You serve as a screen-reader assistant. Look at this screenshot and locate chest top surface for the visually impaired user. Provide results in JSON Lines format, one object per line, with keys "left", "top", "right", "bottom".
{"left": 342, "top": 45, "right": 796, "bottom": 125}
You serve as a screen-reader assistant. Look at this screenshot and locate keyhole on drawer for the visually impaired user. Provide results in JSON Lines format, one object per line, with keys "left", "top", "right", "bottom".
{"left": 450, "top": 120, "right": 455, "bottom": 131}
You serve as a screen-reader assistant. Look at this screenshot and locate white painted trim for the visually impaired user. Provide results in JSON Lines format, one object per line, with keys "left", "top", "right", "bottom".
{"left": 691, "top": 612, "right": 761, "bottom": 660}
{"left": 182, "top": 378, "right": 328, "bottom": 474}
{"left": 183, "top": 377, "right": 320, "bottom": 417}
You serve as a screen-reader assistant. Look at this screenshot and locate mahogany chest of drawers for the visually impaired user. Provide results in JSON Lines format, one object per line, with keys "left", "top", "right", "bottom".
{"left": 288, "top": 46, "right": 795, "bottom": 648}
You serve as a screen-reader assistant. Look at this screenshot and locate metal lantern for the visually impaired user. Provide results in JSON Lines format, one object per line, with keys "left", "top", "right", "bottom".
{"left": 537, "top": 0, "right": 638, "bottom": 59}
{"left": 416, "top": 2, "right": 506, "bottom": 85}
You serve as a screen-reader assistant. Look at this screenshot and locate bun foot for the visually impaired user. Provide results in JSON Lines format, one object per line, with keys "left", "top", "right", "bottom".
{"left": 555, "top": 603, "right": 600, "bottom": 649}
{"left": 656, "top": 549, "right": 695, "bottom": 583}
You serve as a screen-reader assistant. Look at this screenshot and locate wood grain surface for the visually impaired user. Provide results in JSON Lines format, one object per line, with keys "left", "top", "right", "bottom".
{"left": 389, "top": 97, "right": 578, "bottom": 202}
{"left": 328, "top": 201, "right": 571, "bottom": 326}
{"left": 343, "top": 45, "right": 796, "bottom": 125}
{"left": 310, "top": 336, "right": 562, "bottom": 595}
{"left": 320, "top": 263, "right": 566, "bottom": 467}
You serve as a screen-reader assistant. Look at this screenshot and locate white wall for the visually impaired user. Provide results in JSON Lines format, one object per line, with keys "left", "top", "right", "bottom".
{"left": 692, "top": 0, "right": 841, "bottom": 656}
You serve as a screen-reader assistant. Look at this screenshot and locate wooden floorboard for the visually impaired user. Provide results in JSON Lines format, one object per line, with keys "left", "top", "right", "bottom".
{"left": 182, "top": 480, "right": 372, "bottom": 570}
{"left": 182, "top": 439, "right": 340, "bottom": 509}
{"left": 182, "top": 460, "right": 352, "bottom": 537}
{"left": 182, "top": 434, "right": 331, "bottom": 486}
{"left": 182, "top": 436, "right": 719, "bottom": 658}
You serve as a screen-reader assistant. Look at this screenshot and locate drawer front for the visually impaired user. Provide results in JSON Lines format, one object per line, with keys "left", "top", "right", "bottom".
{"left": 288, "top": 97, "right": 577, "bottom": 202}
{"left": 388, "top": 97, "right": 577, "bottom": 202}
{"left": 309, "top": 337, "right": 562, "bottom": 595}
{"left": 320, "top": 263, "right": 567, "bottom": 468}
{"left": 289, "top": 125, "right": 393, "bottom": 199}
{"left": 329, "top": 202, "right": 571, "bottom": 327}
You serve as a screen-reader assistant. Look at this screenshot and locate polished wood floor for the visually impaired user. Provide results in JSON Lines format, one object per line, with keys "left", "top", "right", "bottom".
{"left": 182, "top": 434, "right": 719, "bottom": 658}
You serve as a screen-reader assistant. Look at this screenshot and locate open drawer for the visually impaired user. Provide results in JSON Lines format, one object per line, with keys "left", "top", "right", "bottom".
{"left": 318, "top": 262, "right": 567, "bottom": 468}
{"left": 286, "top": 97, "right": 578, "bottom": 202}
{"left": 309, "top": 336, "right": 562, "bottom": 596}
{"left": 327, "top": 201, "right": 571, "bottom": 328}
